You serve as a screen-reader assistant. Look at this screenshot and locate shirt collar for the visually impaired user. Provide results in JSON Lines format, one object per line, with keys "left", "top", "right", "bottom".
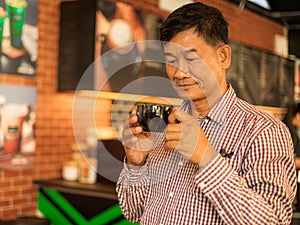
{"left": 208, "top": 83, "right": 236, "bottom": 125}
{"left": 181, "top": 83, "right": 237, "bottom": 126}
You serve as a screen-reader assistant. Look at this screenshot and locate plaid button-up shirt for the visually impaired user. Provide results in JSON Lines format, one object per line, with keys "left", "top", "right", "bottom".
{"left": 117, "top": 84, "right": 296, "bottom": 225}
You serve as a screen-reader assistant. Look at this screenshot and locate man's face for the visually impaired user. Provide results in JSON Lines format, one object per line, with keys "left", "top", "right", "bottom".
{"left": 163, "top": 28, "right": 228, "bottom": 105}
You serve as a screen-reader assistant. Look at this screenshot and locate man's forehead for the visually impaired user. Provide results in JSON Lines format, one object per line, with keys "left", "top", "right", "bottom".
{"left": 164, "top": 43, "right": 197, "bottom": 55}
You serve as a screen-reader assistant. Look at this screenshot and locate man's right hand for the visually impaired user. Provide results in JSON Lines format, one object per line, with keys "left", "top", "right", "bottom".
{"left": 122, "top": 109, "right": 155, "bottom": 166}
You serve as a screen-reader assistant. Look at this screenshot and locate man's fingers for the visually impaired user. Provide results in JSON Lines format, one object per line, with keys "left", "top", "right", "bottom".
{"left": 168, "top": 108, "right": 181, "bottom": 124}
{"left": 131, "top": 126, "right": 143, "bottom": 135}
{"left": 166, "top": 123, "right": 181, "bottom": 132}
{"left": 129, "top": 112, "right": 138, "bottom": 125}
{"left": 165, "top": 123, "right": 181, "bottom": 150}
{"left": 164, "top": 140, "right": 178, "bottom": 150}
{"left": 165, "top": 128, "right": 181, "bottom": 141}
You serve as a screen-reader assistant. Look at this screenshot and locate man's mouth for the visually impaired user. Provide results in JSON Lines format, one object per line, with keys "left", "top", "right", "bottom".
{"left": 176, "top": 83, "right": 197, "bottom": 91}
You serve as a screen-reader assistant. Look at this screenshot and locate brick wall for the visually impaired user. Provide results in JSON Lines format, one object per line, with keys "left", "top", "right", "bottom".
{"left": 0, "top": 0, "right": 285, "bottom": 220}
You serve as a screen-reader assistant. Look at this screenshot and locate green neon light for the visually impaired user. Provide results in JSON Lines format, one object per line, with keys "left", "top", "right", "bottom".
{"left": 38, "top": 191, "right": 73, "bottom": 225}
{"left": 90, "top": 204, "right": 122, "bottom": 225}
{"left": 43, "top": 189, "right": 88, "bottom": 224}
{"left": 39, "top": 188, "right": 139, "bottom": 225}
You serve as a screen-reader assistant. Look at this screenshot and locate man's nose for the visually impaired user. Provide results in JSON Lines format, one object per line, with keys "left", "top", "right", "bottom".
{"left": 173, "top": 63, "right": 190, "bottom": 79}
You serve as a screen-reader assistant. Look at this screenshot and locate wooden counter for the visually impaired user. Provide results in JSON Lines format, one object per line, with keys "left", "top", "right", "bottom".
{"left": 34, "top": 178, "right": 117, "bottom": 200}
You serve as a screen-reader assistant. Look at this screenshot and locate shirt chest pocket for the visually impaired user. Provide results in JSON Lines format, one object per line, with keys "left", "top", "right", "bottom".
{"left": 218, "top": 143, "right": 246, "bottom": 174}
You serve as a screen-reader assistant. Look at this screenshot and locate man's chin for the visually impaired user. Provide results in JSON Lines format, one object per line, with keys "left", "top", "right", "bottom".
{"left": 176, "top": 90, "right": 194, "bottom": 101}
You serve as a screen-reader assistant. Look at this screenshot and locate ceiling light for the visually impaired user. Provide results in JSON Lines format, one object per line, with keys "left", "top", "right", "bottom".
{"left": 248, "top": 0, "right": 271, "bottom": 10}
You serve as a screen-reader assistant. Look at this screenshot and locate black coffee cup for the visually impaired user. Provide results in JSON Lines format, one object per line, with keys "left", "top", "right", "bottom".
{"left": 135, "top": 103, "right": 173, "bottom": 132}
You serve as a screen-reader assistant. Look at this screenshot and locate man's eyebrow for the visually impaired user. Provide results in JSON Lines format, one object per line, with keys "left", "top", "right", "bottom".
{"left": 164, "top": 52, "right": 175, "bottom": 57}
{"left": 164, "top": 48, "right": 198, "bottom": 56}
{"left": 184, "top": 48, "right": 197, "bottom": 54}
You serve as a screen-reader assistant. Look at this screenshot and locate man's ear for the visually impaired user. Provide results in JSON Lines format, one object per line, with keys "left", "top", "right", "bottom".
{"left": 217, "top": 44, "right": 231, "bottom": 69}
{"left": 296, "top": 112, "right": 300, "bottom": 121}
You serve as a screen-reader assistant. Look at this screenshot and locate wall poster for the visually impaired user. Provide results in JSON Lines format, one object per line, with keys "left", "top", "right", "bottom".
{"left": 0, "top": 83, "right": 36, "bottom": 171}
{"left": 227, "top": 42, "right": 295, "bottom": 108}
{"left": 294, "top": 60, "right": 300, "bottom": 102}
{"left": 93, "top": 0, "right": 178, "bottom": 97}
{"left": 0, "top": 0, "right": 37, "bottom": 76}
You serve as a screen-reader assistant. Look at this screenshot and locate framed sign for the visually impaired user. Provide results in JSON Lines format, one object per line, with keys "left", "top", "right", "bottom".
{"left": 0, "top": 83, "right": 36, "bottom": 170}
{"left": 0, "top": 0, "right": 37, "bottom": 76}
{"left": 93, "top": 0, "right": 178, "bottom": 98}
{"left": 227, "top": 42, "right": 295, "bottom": 107}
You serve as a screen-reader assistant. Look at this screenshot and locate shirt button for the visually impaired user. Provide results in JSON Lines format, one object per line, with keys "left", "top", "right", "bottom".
{"left": 169, "top": 192, "right": 174, "bottom": 197}
{"left": 220, "top": 210, "right": 225, "bottom": 215}
{"left": 178, "top": 160, "right": 184, "bottom": 167}
{"left": 204, "top": 118, "right": 210, "bottom": 123}
{"left": 199, "top": 182, "right": 205, "bottom": 188}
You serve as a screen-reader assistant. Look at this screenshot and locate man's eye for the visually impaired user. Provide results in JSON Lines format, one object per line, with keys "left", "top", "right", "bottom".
{"left": 186, "top": 57, "right": 198, "bottom": 62}
{"left": 166, "top": 59, "right": 177, "bottom": 66}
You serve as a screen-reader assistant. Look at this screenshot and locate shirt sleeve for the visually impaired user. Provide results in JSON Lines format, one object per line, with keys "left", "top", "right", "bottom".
{"left": 116, "top": 158, "right": 150, "bottom": 223}
{"left": 194, "top": 123, "right": 297, "bottom": 225}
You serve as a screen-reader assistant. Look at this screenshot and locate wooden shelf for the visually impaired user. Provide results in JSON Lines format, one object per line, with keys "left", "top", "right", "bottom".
{"left": 34, "top": 178, "right": 117, "bottom": 200}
